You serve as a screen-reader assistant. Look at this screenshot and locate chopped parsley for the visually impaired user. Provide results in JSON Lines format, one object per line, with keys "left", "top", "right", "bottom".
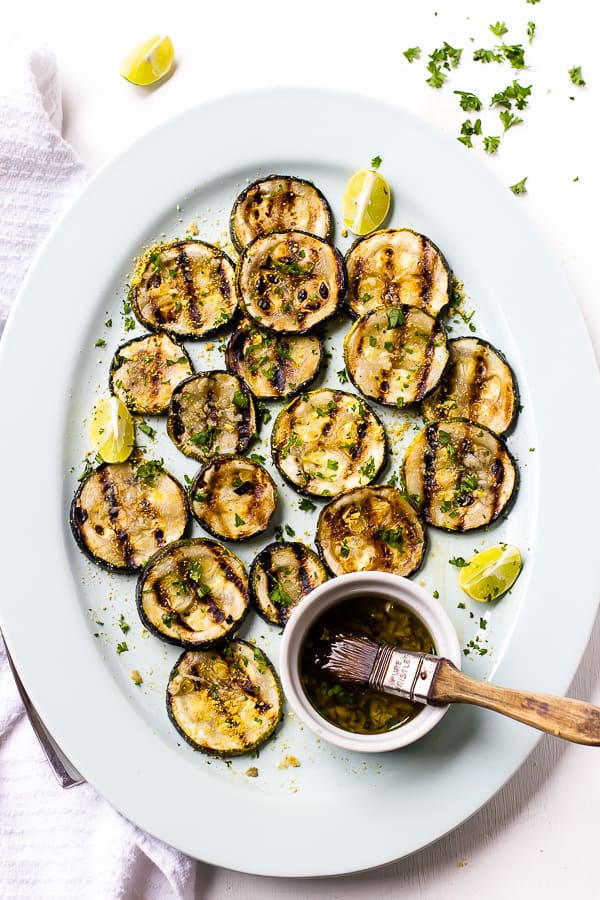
{"left": 370, "top": 155, "right": 382, "bottom": 169}
{"left": 135, "top": 458, "right": 164, "bottom": 485}
{"left": 499, "top": 110, "right": 523, "bottom": 132}
{"left": 378, "top": 527, "right": 404, "bottom": 550}
{"left": 449, "top": 556, "right": 468, "bottom": 568}
{"left": 454, "top": 90, "right": 482, "bottom": 111}
{"left": 232, "top": 390, "right": 249, "bottom": 410}
{"left": 568, "top": 66, "right": 586, "bottom": 87}
{"left": 299, "top": 498, "right": 317, "bottom": 512}
{"left": 483, "top": 135, "right": 501, "bottom": 154}
{"left": 269, "top": 580, "right": 292, "bottom": 607}
{"left": 118, "top": 614, "right": 130, "bottom": 634}
{"left": 95, "top": 338, "right": 106, "bottom": 348}
{"left": 386, "top": 308, "right": 404, "bottom": 328}
{"left": 489, "top": 21, "right": 507, "bottom": 37}
{"left": 234, "top": 513, "right": 246, "bottom": 527}
{"left": 137, "top": 420, "right": 156, "bottom": 439}
{"left": 337, "top": 368, "right": 348, "bottom": 383}
{"left": 191, "top": 426, "right": 218, "bottom": 451}
{"left": 403, "top": 46, "right": 421, "bottom": 63}
{"left": 116, "top": 641, "right": 129, "bottom": 655}
{"left": 510, "top": 176, "right": 528, "bottom": 195}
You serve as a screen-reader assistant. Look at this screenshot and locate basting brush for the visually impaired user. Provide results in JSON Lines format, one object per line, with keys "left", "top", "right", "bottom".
{"left": 322, "top": 636, "right": 600, "bottom": 745}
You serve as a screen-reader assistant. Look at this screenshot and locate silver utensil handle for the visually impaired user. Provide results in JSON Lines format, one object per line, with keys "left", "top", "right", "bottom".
{"left": 1, "top": 632, "right": 85, "bottom": 789}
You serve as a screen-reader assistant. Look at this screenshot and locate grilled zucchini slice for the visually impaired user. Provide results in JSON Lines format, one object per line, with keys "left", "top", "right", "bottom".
{"left": 345, "top": 229, "right": 450, "bottom": 318}
{"left": 250, "top": 541, "right": 328, "bottom": 627}
{"left": 137, "top": 538, "right": 249, "bottom": 649}
{"left": 225, "top": 319, "right": 323, "bottom": 400}
{"left": 130, "top": 240, "right": 237, "bottom": 340}
{"left": 70, "top": 458, "right": 188, "bottom": 572}
{"left": 316, "top": 486, "right": 426, "bottom": 577}
{"left": 191, "top": 455, "right": 278, "bottom": 541}
{"left": 422, "top": 337, "right": 519, "bottom": 435}
{"left": 109, "top": 333, "right": 193, "bottom": 415}
{"left": 402, "top": 419, "right": 518, "bottom": 532}
{"left": 237, "top": 230, "right": 344, "bottom": 333}
{"left": 344, "top": 305, "right": 448, "bottom": 407}
{"left": 230, "top": 175, "right": 332, "bottom": 252}
{"left": 167, "top": 640, "right": 283, "bottom": 757}
{"left": 167, "top": 371, "right": 256, "bottom": 462}
{"left": 271, "top": 389, "right": 387, "bottom": 498}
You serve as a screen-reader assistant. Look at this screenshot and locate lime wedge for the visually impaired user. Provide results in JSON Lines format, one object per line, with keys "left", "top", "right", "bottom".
{"left": 343, "top": 169, "right": 391, "bottom": 235}
{"left": 458, "top": 544, "right": 522, "bottom": 602}
{"left": 90, "top": 397, "right": 135, "bottom": 463}
{"left": 119, "top": 35, "right": 174, "bottom": 86}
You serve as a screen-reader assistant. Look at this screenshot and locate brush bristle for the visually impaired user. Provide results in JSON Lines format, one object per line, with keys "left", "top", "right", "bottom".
{"left": 322, "top": 635, "right": 380, "bottom": 684}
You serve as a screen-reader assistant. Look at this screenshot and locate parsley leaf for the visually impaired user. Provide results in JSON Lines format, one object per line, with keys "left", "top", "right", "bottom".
{"left": 473, "top": 48, "right": 503, "bottom": 64}
{"left": 403, "top": 46, "right": 421, "bottom": 63}
{"left": 449, "top": 556, "right": 468, "bottom": 568}
{"left": 371, "top": 155, "right": 382, "bottom": 169}
{"left": 483, "top": 135, "right": 501, "bottom": 154}
{"left": 454, "top": 90, "right": 482, "bottom": 111}
{"left": 510, "top": 177, "right": 528, "bottom": 195}
{"left": 299, "top": 498, "right": 317, "bottom": 512}
{"left": 568, "top": 66, "right": 586, "bottom": 87}
{"left": 489, "top": 21, "right": 508, "bottom": 37}
{"left": 527, "top": 21, "right": 536, "bottom": 44}
{"left": 498, "top": 43, "right": 527, "bottom": 69}
{"left": 499, "top": 110, "right": 523, "bottom": 132}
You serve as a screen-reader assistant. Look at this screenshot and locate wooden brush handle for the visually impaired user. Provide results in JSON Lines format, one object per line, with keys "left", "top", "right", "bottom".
{"left": 431, "top": 659, "right": 600, "bottom": 746}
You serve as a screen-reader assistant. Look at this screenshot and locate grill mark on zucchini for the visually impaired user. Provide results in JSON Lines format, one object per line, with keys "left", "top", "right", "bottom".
{"left": 422, "top": 423, "right": 439, "bottom": 518}
{"left": 97, "top": 468, "right": 136, "bottom": 568}
{"left": 177, "top": 246, "right": 202, "bottom": 328}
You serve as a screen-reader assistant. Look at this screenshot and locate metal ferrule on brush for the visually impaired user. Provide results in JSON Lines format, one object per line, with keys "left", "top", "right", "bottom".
{"left": 368, "top": 646, "right": 442, "bottom": 704}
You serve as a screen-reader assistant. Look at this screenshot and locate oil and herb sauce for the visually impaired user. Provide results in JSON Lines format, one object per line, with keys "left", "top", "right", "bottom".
{"left": 301, "top": 596, "right": 436, "bottom": 735}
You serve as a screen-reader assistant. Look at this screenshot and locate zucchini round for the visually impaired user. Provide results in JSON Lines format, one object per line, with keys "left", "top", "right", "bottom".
{"left": 421, "top": 337, "right": 519, "bottom": 435}
{"left": 70, "top": 457, "right": 188, "bottom": 572}
{"left": 249, "top": 541, "right": 328, "bottom": 627}
{"left": 130, "top": 239, "right": 237, "bottom": 340}
{"left": 167, "top": 371, "right": 256, "bottom": 462}
{"left": 230, "top": 175, "right": 332, "bottom": 252}
{"left": 316, "top": 485, "right": 427, "bottom": 577}
{"left": 345, "top": 229, "right": 450, "bottom": 318}
{"left": 191, "top": 454, "right": 278, "bottom": 541}
{"left": 167, "top": 640, "right": 283, "bottom": 757}
{"left": 402, "top": 419, "right": 518, "bottom": 532}
{"left": 271, "top": 389, "right": 387, "bottom": 498}
{"left": 136, "top": 538, "right": 249, "bottom": 649}
{"left": 109, "top": 333, "right": 193, "bottom": 415}
{"left": 237, "top": 230, "right": 344, "bottom": 334}
{"left": 225, "top": 319, "right": 323, "bottom": 400}
{"left": 344, "top": 305, "right": 449, "bottom": 407}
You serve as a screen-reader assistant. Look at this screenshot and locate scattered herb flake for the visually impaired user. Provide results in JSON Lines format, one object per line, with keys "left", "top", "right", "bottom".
{"left": 510, "top": 176, "right": 528, "bottom": 195}
{"left": 403, "top": 46, "right": 421, "bottom": 63}
{"left": 371, "top": 155, "right": 382, "bottom": 169}
{"left": 95, "top": 338, "right": 106, "bottom": 348}
{"left": 138, "top": 420, "right": 156, "bottom": 439}
{"left": 568, "top": 66, "right": 586, "bottom": 87}
{"left": 454, "top": 90, "right": 482, "bottom": 111}
{"left": 489, "top": 21, "right": 508, "bottom": 37}
{"left": 483, "top": 135, "right": 501, "bottom": 154}
{"left": 116, "top": 641, "right": 129, "bottom": 655}
{"left": 234, "top": 513, "right": 246, "bottom": 527}
{"left": 449, "top": 556, "right": 468, "bottom": 568}
{"left": 118, "top": 614, "right": 130, "bottom": 634}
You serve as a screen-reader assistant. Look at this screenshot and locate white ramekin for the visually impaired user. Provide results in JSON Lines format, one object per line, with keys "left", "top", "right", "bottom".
{"left": 279, "top": 571, "right": 462, "bottom": 752}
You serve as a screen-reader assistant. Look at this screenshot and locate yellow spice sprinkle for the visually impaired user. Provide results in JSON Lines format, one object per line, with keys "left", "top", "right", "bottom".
{"left": 277, "top": 754, "right": 301, "bottom": 769}
{"left": 186, "top": 221, "right": 199, "bottom": 235}
{"left": 245, "top": 767, "right": 259, "bottom": 778}
{"left": 130, "top": 669, "right": 143, "bottom": 685}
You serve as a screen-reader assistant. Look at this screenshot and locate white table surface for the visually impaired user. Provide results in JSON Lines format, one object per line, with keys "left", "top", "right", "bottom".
{"left": 5, "top": 0, "right": 600, "bottom": 895}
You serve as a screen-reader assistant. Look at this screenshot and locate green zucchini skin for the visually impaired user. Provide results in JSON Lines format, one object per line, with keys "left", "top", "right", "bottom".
{"left": 225, "top": 319, "right": 324, "bottom": 400}
{"left": 129, "top": 239, "right": 238, "bottom": 340}
{"left": 190, "top": 454, "right": 279, "bottom": 542}
{"left": 344, "top": 228, "right": 451, "bottom": 319}
{"left": 136, "top": 538, "right": 250, "bottom": 650}
{"left": 167, "top": 370, "right": 257, "bottom": 462}
{"left": 271, "top": 389, "right": 388, "bottom": 498}
{"left": 249, "top": 541, "right": 328, "bottom": 627}
{"left": 70, "top": 458, "right": 189, "bottom": 573}
{"left": 401, "top": 418, "right": 519, "bottom": 533}
{"left": 166, "top": 640, "right": 283, "bottom": 757}
{"left": 421, "top": 337, "right": 520, "bottom": 436}
{"left": 236, "top": 230, "right": 345, "bottom": 334}
{"left": 315, "top": 485, "right": 427, "bottom": 578}
{"left": 109, "top": 333, "right": 193, "bottom": 415}
{"left": 344, "top": 305, "right": 449, "bottom": 407}
{"left": 230, "top": 175, "right": 333, "bottom": 252}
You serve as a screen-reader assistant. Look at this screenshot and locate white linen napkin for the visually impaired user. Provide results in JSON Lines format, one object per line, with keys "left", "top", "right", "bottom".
{"left": 0, "top": 30, "right": 196, "bottom": 900}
